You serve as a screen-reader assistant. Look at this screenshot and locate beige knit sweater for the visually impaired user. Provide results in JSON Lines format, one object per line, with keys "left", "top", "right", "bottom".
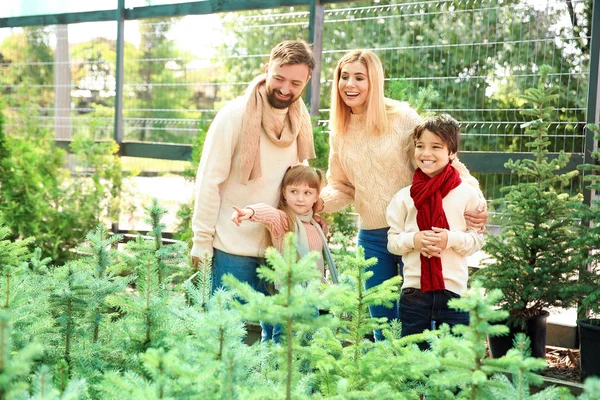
{"left": 191, "top": 96, "right": 308, "bottom": 259}
{"left": 321, "top": 103, "right": 422, "bottom": 229}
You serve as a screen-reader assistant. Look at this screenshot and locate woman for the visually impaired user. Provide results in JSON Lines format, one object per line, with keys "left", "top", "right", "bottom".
{"left": 319, "top": 50, "right": 486, "bottom": 341}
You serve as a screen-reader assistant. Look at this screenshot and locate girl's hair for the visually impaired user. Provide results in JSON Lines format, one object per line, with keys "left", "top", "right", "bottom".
{"left": 277, "top": 165, "right": 324, "bottom": 234}
{"left": 330, "top": 50, "right": 392, "bottom": 136}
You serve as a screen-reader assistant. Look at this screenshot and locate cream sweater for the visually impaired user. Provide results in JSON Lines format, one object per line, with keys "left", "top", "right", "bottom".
{"left": 191, "top": 96, "right": 310, "bottom": 259}
{"left": 321, "top": 103, "right": 421, "bottom": 229}
{"left": 386, "top": 182, "right": 484, "bottom": 295}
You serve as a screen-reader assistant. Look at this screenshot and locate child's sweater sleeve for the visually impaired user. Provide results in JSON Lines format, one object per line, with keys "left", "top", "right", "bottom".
{"left": 386, "top": 189, "right": 415, "bottom": 256}
{"left": 247, "top": 203, "right": 289, "bottom": 241}
{"left": 446, "top": 187, "right": 485, "bottom": 256}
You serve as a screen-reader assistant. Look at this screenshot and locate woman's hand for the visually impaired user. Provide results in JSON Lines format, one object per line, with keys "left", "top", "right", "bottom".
{"left": 231, "top": 206, "right": 254, "bottom": 226}
{"left": 464, "top": 201, "right": 488, "bottom": 233}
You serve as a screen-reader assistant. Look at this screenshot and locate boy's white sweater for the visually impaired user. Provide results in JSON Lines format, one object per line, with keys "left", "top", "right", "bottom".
{"left": 386, "top": 181, "right": 484, "bottom": 295}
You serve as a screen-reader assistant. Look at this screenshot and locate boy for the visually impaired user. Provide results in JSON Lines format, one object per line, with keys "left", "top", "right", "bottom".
{"left": 386, "top": 114, "right": 484, "bottom": 342}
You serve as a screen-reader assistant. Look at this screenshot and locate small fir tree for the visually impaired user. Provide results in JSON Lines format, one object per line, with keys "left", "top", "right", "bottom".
{"left": 0, "top": 310, "right": 43, "bottom": 399}
{"left": 224, "top": 233, "right": 344, "bottom": 400}
{"left": 48, "top": 262, "right": 93, "bottom": 369}
{"left": 75, "top": 225, "right": 128, "bottom": 343}
{"left": 474, "top": 65, "right": 582, "bottom": 325}
{"left": 571, "top": 123, "right": 600, "bottom": 320}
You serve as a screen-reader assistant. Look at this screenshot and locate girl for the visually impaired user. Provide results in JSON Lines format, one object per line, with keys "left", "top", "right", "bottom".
{"left": 231, "top": 165, "right": 338, "bottom": 286}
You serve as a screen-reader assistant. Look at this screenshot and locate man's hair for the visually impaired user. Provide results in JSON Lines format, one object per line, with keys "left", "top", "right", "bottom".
{"left": 413, "top": 114, "right": 461, "bottom": 154}
{"left": 269, "top": 40, "right": 315, "bottom": 71}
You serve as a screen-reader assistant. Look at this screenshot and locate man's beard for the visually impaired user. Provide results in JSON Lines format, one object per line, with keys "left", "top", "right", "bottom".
{"left": 266, "top": 88, "right": 297, "bottom": 109}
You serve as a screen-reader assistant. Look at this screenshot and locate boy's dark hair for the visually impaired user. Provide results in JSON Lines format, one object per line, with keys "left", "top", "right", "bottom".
{"left": 413, "top": 114, "right": 460, "bottom": 154}
{"left": 270, "top": 40, "right": 315, "bottom": 72}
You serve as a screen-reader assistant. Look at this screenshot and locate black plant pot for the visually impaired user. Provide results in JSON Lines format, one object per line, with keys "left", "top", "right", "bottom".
{"left": 579, "top": 318, "right": 600, "bottom": 381}
{"left": 488, "top": 310, "right": 550, "bottom": 359}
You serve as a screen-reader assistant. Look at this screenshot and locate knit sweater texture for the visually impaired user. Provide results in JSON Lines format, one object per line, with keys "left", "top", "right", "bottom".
{"left": 386, "top": 181, "right": 484, "bottom": 295}
{"left": 247, "top": 203, "right": 326, "bottom": 280}
{"left": 321, "top": 103, "right": 421, "bottom": 229}
{"left": 191, "top": 95, "right": 309, "bottom": 259}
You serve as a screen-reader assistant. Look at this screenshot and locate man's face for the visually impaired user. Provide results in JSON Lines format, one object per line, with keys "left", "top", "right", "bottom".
{"left": 265, "top": 60, "right": 311, "bottom": 109}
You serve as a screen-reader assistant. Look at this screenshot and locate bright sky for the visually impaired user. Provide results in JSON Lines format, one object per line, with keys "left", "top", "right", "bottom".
{"left": 0, "top": 15, "right": 223, "bottom": 58}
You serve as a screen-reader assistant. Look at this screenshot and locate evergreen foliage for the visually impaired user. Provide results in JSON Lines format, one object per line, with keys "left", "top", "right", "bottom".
{"left": 474, "top": 65, "right": 583, "bottom": 324}
{"left": 0, "top": 199, "right": 596, "bottom": 398}
{"left": 0, "top": 310, "right": 44, "bottom": 399}
{"left": 572, "top": 123, "right": 600, "bottom": 318}
{"left": 224, "top": 233, "right": 344, "bottom": 400}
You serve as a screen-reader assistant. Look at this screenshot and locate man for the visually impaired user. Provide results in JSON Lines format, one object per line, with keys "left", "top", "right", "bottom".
{"left": 191, "top": 40, "right": 316, "bottom": 334}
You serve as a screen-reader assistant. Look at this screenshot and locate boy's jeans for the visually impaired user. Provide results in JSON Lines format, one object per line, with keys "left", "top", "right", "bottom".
{"left": 400, "top": 288, "right": 469, "bottom": 339}
{"left": 212, "top": 249, "right": 281, "bottom": 344}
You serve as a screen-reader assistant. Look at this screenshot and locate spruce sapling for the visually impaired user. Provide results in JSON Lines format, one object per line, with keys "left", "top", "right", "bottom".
{"left": 75, "top": 225, "right": 128, "bottom": 343}
{"left": 0, "top": 310, "right": 43, "bottom": 398}
{"left": 475, "top": 65, "right": 582, "bottom": 326}
{"left": 48, "top": 262, "right": 93, "bottom": 369}
{"left": 224, "top": 233, "right": 342, "bottom": 400}
{"left": 143, "top": 198, "right": 189, "bottom": 285}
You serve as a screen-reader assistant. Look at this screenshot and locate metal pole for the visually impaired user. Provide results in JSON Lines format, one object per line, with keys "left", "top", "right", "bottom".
{"left": 584, "top": 0, "right": 600, "bottom": 207}
{"left": 112, "top": 0, "right": 125, "bottom": 234}
{"left": 114, "top": 0, "right": 125, "bottom": 147}
{"left": 307, "top": 0, "right": 324, "bottom": 117}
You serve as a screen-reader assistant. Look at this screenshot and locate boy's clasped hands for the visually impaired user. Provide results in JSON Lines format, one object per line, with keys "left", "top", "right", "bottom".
{"left": 414, "top": 227, "right": 448, "bottom": 259}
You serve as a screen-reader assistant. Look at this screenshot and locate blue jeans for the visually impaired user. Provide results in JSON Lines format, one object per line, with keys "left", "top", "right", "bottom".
{"left": 358, "top": 228, "right": 404, "bottom": 341}
{"left": 212, "top": 249, "right": 281, "bottom": 343}
{"left": 400, "top": 288, "right": 469, "bottom": 348}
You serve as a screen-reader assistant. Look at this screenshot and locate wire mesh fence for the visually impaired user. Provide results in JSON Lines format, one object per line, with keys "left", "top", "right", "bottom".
{"left": 0, "top": 0, "right": 593, "bottom": 198}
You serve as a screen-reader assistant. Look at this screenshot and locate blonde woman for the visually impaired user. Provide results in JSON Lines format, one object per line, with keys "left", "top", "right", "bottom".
{"left": 318, "top": 50, "right": 487, "bottom": 341}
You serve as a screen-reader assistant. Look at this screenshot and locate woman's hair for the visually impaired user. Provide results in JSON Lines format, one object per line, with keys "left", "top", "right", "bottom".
{"left": 330, "top": 49, "right": 390, "bottom": 136}
{"left": 277, "top": 165, "right": 324, "bottom": 234}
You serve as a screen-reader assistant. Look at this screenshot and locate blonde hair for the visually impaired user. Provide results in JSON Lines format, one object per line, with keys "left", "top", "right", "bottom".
{"left": 278, "top": 165, "right": 324, "bottom": 234}
{"left": 330, "top": 50, "right": 393, "bottom": 136}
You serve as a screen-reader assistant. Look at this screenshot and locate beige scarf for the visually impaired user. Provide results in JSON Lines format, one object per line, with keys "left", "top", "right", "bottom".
{"left": 240, "top": 74, "right": 315, "bottom": 184}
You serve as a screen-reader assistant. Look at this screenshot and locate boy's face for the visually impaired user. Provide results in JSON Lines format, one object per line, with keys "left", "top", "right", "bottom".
{"left": 414, "top": 129, "right": 456, "bottom": 178}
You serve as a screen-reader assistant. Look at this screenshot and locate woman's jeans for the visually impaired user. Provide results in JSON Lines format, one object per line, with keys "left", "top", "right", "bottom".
{"left": 358, "top": 228, "right": 404, "bottom": 341}
{"left": 400, "top": 288, "right": 470, "bottom": 349}
{"left": 212, "top": 249, "right": 281, "bottom": 343}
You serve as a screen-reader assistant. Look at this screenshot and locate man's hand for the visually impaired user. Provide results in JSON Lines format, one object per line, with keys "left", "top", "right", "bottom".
{"left": 231, "top": 206, "right": 254, "bottom": 227}
{"left": 313, "top": 197, "right": 325, "bottom": 213}
{"left": 464, "top": 201, "right": 488, "bottom": 233}
{"left": 313, "top": 213, "right": 328, "bottom": 236}
{"left": 192, "top": 255, "right": 201, "bottom": 270}
{"left": 192, "top": 254, "right": 212, "bottom": 270}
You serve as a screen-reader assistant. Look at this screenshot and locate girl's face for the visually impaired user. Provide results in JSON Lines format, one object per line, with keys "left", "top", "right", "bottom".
{"left": 415, "top": 129, "right": 456, "bottom": 178}
{"left": 283, "top": 182, "right": 319, "bottom": 215}
{"left": 338, "top": 61, "right": 369, "bottom": 114}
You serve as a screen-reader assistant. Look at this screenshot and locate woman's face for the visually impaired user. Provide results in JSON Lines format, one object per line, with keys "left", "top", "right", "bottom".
{"left": 337, "top": 61, "right": 369, "bottom": 114}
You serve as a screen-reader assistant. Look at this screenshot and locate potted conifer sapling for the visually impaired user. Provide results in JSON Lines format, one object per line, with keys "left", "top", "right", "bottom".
{"left": 474, "top": 66, "right": 583, "bottom": 358}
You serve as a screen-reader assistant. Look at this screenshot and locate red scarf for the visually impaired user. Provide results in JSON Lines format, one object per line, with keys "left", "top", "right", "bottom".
{"left": 410, "top": 164, "right": 461, "bottom": 292}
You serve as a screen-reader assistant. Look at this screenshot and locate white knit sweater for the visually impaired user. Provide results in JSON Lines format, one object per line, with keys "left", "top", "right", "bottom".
{"left": 386, "top": 182, "right": 484, "bottom": 295}
{"left": 321, "top": 103, "right": 421, "bottom": 229}
{"left": 191, "top": 96, "right": 309, "bottom": 259}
